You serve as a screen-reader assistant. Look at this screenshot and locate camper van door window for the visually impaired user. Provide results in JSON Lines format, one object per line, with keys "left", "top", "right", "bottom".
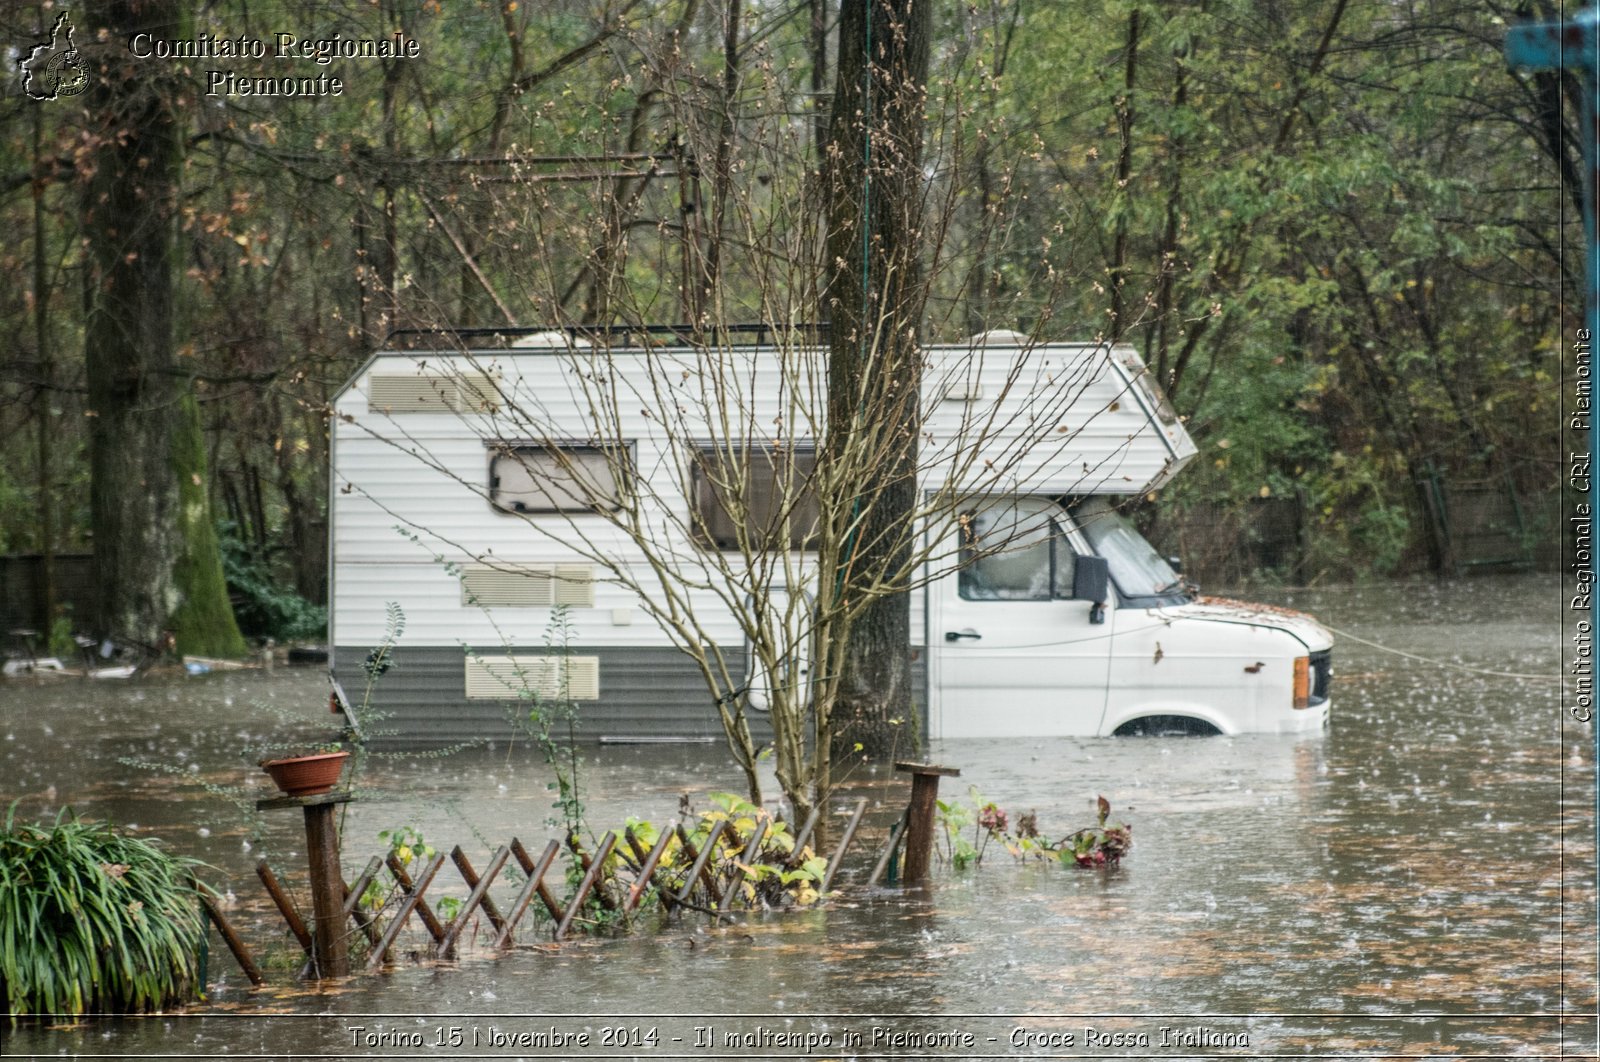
{"left": 1050, "top": 523, "right": 1078, "bottom": 597}
{"left": 958, "top": 501, "right": 1074, "bottom": 601}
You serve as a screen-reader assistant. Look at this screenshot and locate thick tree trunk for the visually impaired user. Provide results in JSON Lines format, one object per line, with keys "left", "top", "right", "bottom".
{"left": 169, "top": 394, "right": 249, "bottom": 656}
{"left": 32, "top": 105, "right": 56, "bottom": 631}
{"left": 810, "top": 0, "right": 831, "bottom": 162}
{"left": 1109, "top": 9, "right": 1140, "bottom": 339}
{"left": 822, "top": 0, "right": 930, "bottom": 762}
{"left": 82, "top": 0, "right": 245, "bottom": 656}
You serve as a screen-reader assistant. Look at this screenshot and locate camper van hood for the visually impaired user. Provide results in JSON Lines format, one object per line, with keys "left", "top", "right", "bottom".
{"left": 1159, "top": 596, "right": 1334, "bottom": 652}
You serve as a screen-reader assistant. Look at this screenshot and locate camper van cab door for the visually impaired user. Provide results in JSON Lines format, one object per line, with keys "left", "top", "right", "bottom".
{"left": 929, "top": 497, "right": 1111, "bottom": 738}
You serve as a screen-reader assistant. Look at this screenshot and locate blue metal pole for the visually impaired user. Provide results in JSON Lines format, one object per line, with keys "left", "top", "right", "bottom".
{"left": 1508, "top": 6, "right": 1598, "bottom": 631}
{"left": 1506, "top": 6, "right": 1600, "bottom": 1013}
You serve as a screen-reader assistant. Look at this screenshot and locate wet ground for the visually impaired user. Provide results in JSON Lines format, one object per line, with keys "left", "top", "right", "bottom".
{"left": 3, "top": 573, "right": 1595, "bottom": 1059}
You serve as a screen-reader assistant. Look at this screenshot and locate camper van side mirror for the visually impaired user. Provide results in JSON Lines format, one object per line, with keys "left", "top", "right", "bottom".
{"left": 1072, "top": 555, "right": 1109, "bottom": 624}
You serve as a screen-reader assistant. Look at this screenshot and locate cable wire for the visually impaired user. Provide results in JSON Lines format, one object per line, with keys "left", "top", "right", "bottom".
{"left": 1323, "top": 623, "right": 1560, "bottom": 683}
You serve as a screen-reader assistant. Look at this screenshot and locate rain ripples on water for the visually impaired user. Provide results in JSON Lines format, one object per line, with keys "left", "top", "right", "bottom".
{"left": 3, "top": 574, "right": 1593, "bottom": 1057}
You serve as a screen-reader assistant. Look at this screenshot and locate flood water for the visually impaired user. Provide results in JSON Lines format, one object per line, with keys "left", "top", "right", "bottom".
{"left": 3, "top": 573, "right": 1595, "bottom": 1059}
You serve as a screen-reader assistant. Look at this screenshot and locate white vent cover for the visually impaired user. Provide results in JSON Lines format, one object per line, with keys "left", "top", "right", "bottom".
{"left": 454, "top": 373, "right": 501, "bottom": 413}
{"left": 368, "top": 371, "right": 500, "bottom": 413}
{"left": 367, "top": 374, "right": 452, "bottom": 412}
{"left": 464, "top": 655, "right": 600, "bottom": 701}
{"left": 459, "top": 564, "right": 594, "bottom": 608}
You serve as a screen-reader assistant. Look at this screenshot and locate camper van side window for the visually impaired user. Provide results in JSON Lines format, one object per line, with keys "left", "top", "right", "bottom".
{"left": 488, "top": 445, "right": 626, "bottom": 513}
{"left": 957, "top": 503, "right": 1076, "bottom": 601}
{"left": 1050, "top": 525, "right": 1078, "bottom": 598}
{"left": 691, "top": 445, "right": 819, "bottom": 550}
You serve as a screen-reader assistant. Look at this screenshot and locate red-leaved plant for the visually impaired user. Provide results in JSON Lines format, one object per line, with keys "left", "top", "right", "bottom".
{"left": 937, "top": 790, "right": 1131, "bottom": 870}
{"left": 1062, "top": 795, "right": 1132, "bottom": 868}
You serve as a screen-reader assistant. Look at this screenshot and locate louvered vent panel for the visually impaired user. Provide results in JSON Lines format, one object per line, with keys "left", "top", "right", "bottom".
{"left": 563, "top": 657, "right": 600, "bottom": 700}
{"left": 464, "top": 655, "right": 555, "bottom": 699}
{"left": 551, "top": 565, "right": 595, "bottom": 607}
{"left": 367, "top": 374, "right": 455, "bottom": 413}
{"left": 464, "top": 655, "right": 599, "bottom": 700}
{"left": 455, "top": 373, "right": 501, "bottom": 413}
{"left": 459, "top": 564, "right": 593, "bottom": 607}
{"left": 460, "top": 565, "right": 554, "bottom": 607}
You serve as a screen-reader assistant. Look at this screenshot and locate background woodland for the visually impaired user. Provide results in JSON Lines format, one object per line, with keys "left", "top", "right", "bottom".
{"left": 0, "top": 0, "right": 1576, "bottom": 647}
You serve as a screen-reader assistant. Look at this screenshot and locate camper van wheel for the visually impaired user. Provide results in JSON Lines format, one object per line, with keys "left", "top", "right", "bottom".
{"left": 1113, "top": 715, "right": 1221, "bottom": 738}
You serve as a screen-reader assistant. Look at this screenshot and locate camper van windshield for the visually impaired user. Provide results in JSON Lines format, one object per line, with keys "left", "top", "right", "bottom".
{"left": 1070, "top": 498, "right": 1187, "bottom": 604}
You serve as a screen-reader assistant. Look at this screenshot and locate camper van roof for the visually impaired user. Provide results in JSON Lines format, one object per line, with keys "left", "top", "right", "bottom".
{"left": 384, "top": 323, "right": 825, "bottom": 351}
{"left": 379, "top": 325, "right": 1052, "bottom": 352}
{"left": 337, "top": 328, "right": 1118, "bottom": 410}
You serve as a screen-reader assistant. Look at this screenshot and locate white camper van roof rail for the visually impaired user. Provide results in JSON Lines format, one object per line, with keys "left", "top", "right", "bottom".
{"left": 384, "top": 323, "right": 831, "bottom": 351}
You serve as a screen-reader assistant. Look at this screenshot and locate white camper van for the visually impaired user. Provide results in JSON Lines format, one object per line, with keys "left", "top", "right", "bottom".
{"left": 328, "top": 329, "right": 1331, "bottom": 745}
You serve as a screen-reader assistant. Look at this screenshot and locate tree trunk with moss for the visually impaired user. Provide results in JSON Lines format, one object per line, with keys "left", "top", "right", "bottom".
{"left": 81, "top": 0, "right": 245, "bottom": 657}
{"left": 168, "top": 394, "right": 247, "bottom": 656}
{"left": 822, "top": 0, "right": 931, "bottom": 762}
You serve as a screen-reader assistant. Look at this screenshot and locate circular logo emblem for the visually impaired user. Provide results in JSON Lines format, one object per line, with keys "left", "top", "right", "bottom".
{"left": 46, "top": 49, "right": 88, "bottom": 97}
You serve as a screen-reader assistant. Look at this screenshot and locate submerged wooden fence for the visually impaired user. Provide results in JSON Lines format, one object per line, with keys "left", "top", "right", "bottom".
{"left": 198, "top": 796, "right": 885, "bottom": 984}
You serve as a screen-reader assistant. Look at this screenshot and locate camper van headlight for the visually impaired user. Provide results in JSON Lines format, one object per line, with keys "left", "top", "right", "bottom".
{"left": 1292, "top": 656, "right": 1311, "bottom": 710}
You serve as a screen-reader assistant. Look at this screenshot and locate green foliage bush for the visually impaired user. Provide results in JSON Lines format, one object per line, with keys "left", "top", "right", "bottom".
{"left": 0, "top": 467, "right": 30, "bottom": 554}
{"left": 220, "top": 523, "right": 327, "bottom": 641}
{"left": 47, "top": 613, "right": 76, "bottom": 661}
{"left": 937, "top": 789, "right": 1131, "bottom": 871}
{"left": 1, "top": 808, "right": 208, "bottom": 1020}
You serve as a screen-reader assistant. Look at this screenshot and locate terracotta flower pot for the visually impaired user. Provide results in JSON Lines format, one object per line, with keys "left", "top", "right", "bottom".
{"left": 260, "top": 750, "right": 350, "bottom": 797}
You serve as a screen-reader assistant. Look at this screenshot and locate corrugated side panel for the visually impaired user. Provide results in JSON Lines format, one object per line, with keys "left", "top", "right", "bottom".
{"left": 331, "top": 425, "right": 679, "bottom": 564}
{"left": 334, "top": 559, "right": 739, "bottom": 649}
{"left": 336, "top": 644, "right": 764, "bottom": 747}
{"left": 331, "top": 342, "right": 1194, "bottom": 650}
{"left": 920, "top": 341, "right": 1192, "bottom": 496}
{"left": 911, "top": 646, "right": 928, "bottom": 739}
{"left": 346, "top": 344, "right": 1192, "bottom": 507}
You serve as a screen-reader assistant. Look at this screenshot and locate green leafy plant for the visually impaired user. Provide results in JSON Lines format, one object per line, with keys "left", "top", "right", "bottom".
{"left": 378, "top": 824, "right": 436, "bottom": 867}
{"left": 935, "top": 796, "right": 978, "bottom": 869}
{"left": 218, "top": 521, "right": 327, "bottom": 641}
{"left": 936, "top": 788, "right": 1014, "bottom": 869}
{"left": 113, "top": 756, "right": 268, "bottom": 851}
{"left": 47, "top": 612, "right": 76, "bottom": 661}
{"left": 1060, "top": 796, "right": 1133, "bottom": 869}
{"left": 675, "top": 792, "right": 826, "bottom": 909}
{"left": 468, "top": 604, "right": 589, "bottom": 839}
{"left": 527, "top": 606, "right": 586, "bottom": 839}
{"left": 1, "top": 805, "right": 209, "bottom": 1020}
{"left": 937, "top": 792, "right": 1132, "bottom": 870}
{"left": 367, "top": 825, "right": 445, "bottom": 911}
{"left": 554, "top": 793, "right": 831, "bottom": 929}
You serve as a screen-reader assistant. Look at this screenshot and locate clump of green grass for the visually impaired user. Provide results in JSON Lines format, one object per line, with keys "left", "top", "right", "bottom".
{"left": 2, "top": 805, "right": 208, "bottom": 1020}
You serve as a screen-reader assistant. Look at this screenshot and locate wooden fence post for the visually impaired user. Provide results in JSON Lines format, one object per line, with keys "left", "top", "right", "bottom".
{"left": 893, "top": 762, "right": 961, "bottom": 884}
{"left": 256, "top": 791, "right": 355, "bottom": 979}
